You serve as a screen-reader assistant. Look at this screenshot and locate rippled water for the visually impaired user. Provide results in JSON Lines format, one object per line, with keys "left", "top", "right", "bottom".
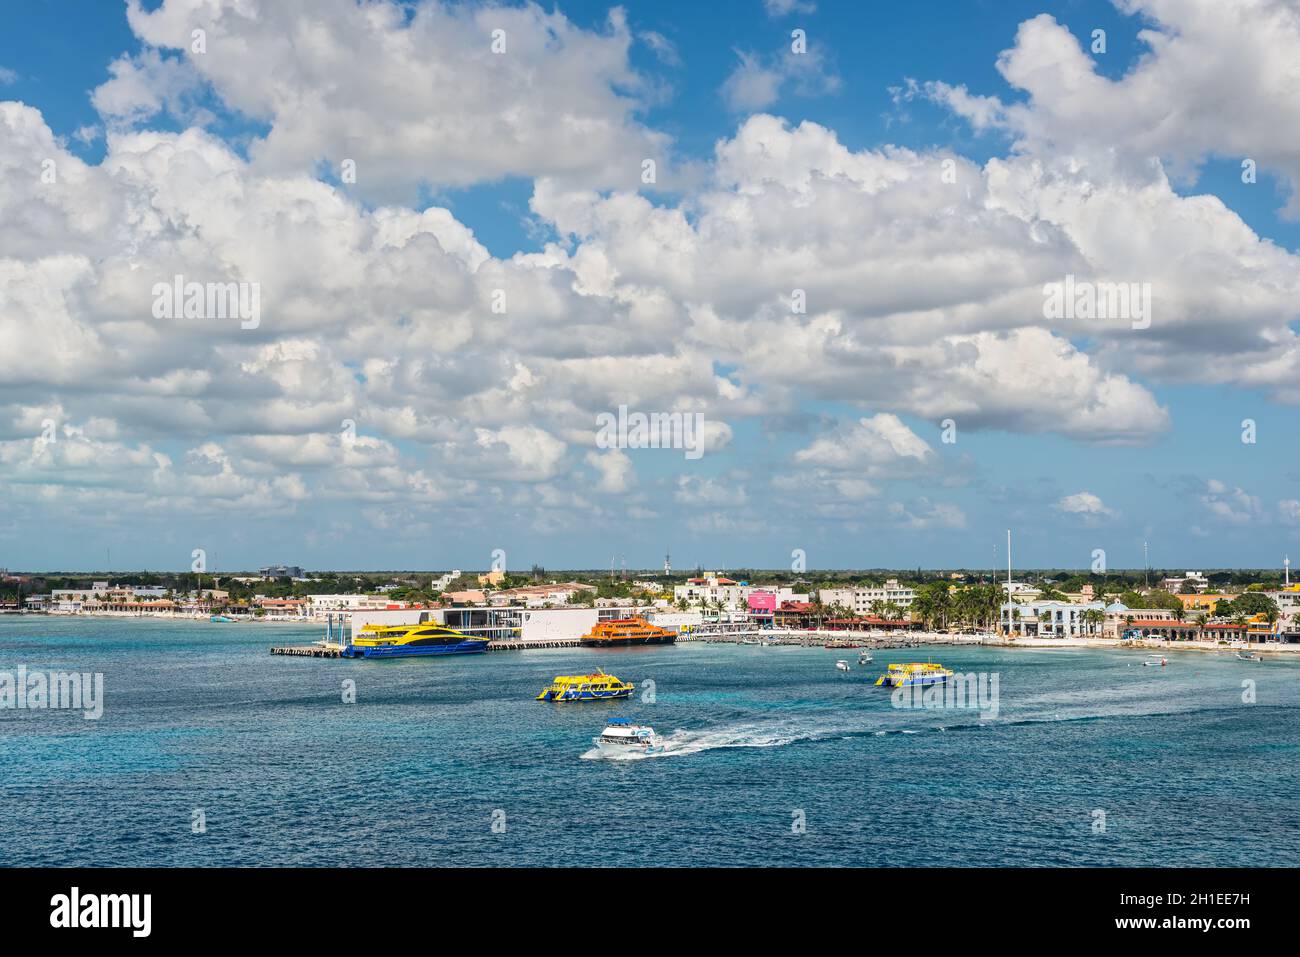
{"left": 1, "top": 617, "right": 1296, "bottom": 866}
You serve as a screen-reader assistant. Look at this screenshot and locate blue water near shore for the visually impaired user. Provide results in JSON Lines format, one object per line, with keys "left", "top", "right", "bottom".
{"left": 1, "top": 617, "right": 1297, "bottom": 867}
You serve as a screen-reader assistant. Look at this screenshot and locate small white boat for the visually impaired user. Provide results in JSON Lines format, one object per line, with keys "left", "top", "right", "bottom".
{"left": 593, "top": 719, "right": 662, "bottom": 755}
{"left": 858, "top": 652, "right": 873, "bottom": 665}
{"left": 1143, "top": 655, "right": 1167, "bottom": 667}
{"left": 1236, "top": 651, "right": 1261, "bottom": 661}
{"left": 835, "top": 659, "right": 851, "bottom": 672}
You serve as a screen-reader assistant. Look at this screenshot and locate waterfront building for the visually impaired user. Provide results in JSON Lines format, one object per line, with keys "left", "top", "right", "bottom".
{"left": 818, "top": 579, "right": 916, "bottom": 614}
{"left": 773, "top": 600, "right": 819, "bottom": 629}
{"left": 1001, "top": 600, "right": 1106, "bottom": 637}
{"left": 255, "top": 598, "right": 309, "bottom": 620}
{"left": 307, "top": 594, "right": 394, "bottom": 613}
{"left": 1102, "top": 603, "right": 1179, "bottom": 638}
{"left": 673, "top": 574, "right": 750, "bottom": 609}
{"left": 1113, "top": 617, "right": 1201, "bottom": 640}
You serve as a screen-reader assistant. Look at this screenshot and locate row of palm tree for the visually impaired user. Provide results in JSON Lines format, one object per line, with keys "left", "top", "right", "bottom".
{"left": 909, "top": 582, "right": 1005, "bottom": 631}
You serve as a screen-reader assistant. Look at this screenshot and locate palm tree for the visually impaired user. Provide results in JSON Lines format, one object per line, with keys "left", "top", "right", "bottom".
{"left": 1082, "top": 608, "right": 1105, "bottom": 637}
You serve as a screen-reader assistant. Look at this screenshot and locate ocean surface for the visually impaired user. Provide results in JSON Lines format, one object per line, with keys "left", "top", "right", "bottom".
{"left": 1, "top": 616, "right": 1297, "bottom": 867}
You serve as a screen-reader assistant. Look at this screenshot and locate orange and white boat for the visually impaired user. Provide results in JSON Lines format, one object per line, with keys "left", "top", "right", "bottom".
{"left": 579, "top": 616, "right": 677, "bottom": 647}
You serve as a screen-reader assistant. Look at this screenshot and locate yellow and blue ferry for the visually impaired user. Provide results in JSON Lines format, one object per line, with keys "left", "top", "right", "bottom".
{"left": 344, "top": 620, "right": 488, "bottom": 658}
{"left": 536, "top": 670, "right": 634, "bottom": 702}
{"left": 874, "top": 662, "right": 954, "bottom": 688}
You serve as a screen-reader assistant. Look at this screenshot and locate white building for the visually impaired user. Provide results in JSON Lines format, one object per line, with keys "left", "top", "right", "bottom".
{"left": 818, "top": 579, "right": 917, "bottom": 614}
{"left": 674, "top": 575, "right": 752, "bottom": 609}
{"left": 1001, "top": 600, "right": 1106, "bottom": 638}
{"left": 431, "top": 570, "right": 462, "bottom": 591}
{"left": 1000, "top": 581, "right": 1039, "bottom": 597}
{"left": 308, "top": 594, "right": 394, "bottom": 613}
{"left": 1160, "top": 571, "right": 1210, "bottom": 593}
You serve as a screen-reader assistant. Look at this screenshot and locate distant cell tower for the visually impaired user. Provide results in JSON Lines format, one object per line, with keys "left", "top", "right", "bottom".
{"left": 1286, "top": 555, "right": 1291, "bottom": 588}
{"left": 664, "top": 550, "right": 671, "bottom": 575}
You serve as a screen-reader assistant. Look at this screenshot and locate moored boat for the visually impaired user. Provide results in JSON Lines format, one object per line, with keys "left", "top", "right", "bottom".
{"left": 579, "top": 617, "right": 677, "bottom": 647}
{"left": 537, "top": 670, "right": 634, "bottom": 702}
{"left": 344, "top": 619, "right": 487, "bottom": 658}
{"left": 1143, "top": 654, "right": 1168, "bottom": 667}
{"left": 874, "top": 662, "right": 954, "bottom": 687}
{"left": 835, "top": 659, "right": 851, "bottom": 672}
{"left": 593, "top": 718, "right": 662, "bottom": 755}
{"left": 209, "top": 614, "right": 235, "bottom": 623}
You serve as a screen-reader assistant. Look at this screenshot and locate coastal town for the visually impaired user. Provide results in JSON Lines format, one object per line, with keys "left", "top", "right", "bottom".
{"left": 3, "top": 561, "right": 1299, "bottom": 651}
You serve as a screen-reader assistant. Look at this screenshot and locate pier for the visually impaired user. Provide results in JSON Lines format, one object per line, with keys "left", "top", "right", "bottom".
{"left": 486, "top": 639, "right": 580, "bottom": 651}
{"left": 270, "top": 644, "right": 345, "bottom": 658}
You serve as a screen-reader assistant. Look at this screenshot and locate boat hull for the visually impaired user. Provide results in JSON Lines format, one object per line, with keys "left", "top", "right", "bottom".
{"left": 879, "top": 673, "right": 949, "bottom": 688}
{"left": 579, "top": 635, "right": 677, "bottom": 647}
{"left": 539, "top": 687, "right": 633, "bottom": 702}
{"left": 593, "top": 738, "right": 661, "bottom": 755}
{"left": 344, "top": 640, "right": 488, "bottom": 658}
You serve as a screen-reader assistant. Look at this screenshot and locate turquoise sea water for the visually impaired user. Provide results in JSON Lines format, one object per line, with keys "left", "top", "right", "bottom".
{"left": 1, "top": 617, "right": 1297, "bottom": 867}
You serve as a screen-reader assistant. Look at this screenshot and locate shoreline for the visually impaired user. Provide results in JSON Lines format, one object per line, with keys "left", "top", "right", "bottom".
{"left": 5, "top": 614, "right": 1298, "bottom": 656}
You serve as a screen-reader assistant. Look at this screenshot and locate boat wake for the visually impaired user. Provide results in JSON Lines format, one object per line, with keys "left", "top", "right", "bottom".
{"left": 578, "top": 688, "right": 1291, "bottom": 761}
{"left": 580, "top": 720, "right": 833, "bottom": 761}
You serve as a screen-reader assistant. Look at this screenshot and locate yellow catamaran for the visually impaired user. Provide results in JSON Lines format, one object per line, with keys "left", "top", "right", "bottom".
{"left": 536, "top": 670, "right": 635, "bottom": 702}
{"left": 874, "top": 662, "right": 955, "bottom": 688}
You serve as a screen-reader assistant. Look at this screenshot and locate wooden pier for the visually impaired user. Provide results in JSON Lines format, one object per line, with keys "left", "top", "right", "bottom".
{"left": 270, "top": 645, "right": 345, "bottom": 658}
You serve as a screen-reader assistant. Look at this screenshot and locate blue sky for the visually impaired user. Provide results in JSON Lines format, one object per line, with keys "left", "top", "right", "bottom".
{"left": 1, "top": 0, "right": 1298, "bottom": 573}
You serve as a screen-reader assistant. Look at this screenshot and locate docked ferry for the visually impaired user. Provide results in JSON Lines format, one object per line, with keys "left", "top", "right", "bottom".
{"left": 593, "top": 719, "right": 662, "bottom": 755}
{"left": 344, "top": 620, "right": 488, "bottom": 658}
{"left": 579, "top": 616, "right": 677, "bottom": 647}
{"left": 536, "top": 670, "right": 634, "bottom": 702}
{"left": 874, "top": 662, "right": 954, "bottom": 688}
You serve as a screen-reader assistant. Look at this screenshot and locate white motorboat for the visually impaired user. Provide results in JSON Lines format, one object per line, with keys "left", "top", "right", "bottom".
{"left": 835, "top": 659, "right": 851, "bottom": 672}
{"left": 593, "top": 719, "right": 662, "bottom": 755}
